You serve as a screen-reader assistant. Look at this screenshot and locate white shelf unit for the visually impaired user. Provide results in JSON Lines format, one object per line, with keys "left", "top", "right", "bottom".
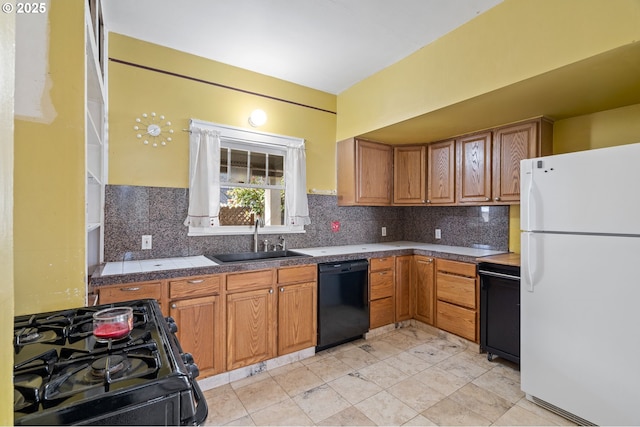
{"left": 85, "top": 0, "right": 106, "bottom": 280}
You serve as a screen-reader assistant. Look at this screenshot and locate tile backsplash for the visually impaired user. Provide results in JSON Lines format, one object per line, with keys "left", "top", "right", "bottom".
{"left": 103, "top": 185, "right": 508, "bottom": 262}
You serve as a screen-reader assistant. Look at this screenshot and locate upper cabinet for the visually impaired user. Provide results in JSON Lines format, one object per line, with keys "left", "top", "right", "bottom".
{"left": 85, "top": 0, "right": 106, "bottom": 278}
{"left": 337, "top": 138, "right": 393, "bottom": 206}
{"left": 393, "top": 145, "right": 426, "bottom": 205}
{"left": 337, "top": 118, "right": 552, "bottom": 207}
{"left": 427, "top": 139, "right": 456, "bottom": 205}
{"left": 492, "top": 118, "right": 553, "bottom": 204}
{"left": 456, "top": 132, "right": 493, "bottom": 204}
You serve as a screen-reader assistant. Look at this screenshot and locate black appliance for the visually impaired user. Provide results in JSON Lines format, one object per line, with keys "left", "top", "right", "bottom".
{"left": 13, "top": 299, "right": 208, "bottom": 425}
{"left": 317, "top": 259, "right": 369, "bottom": 351}
{"left": 479, "top": 262, "right": 521, "bottom": 364}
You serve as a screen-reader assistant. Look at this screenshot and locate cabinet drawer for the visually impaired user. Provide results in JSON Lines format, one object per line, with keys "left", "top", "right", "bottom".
{"left": 370, "top": 257, "right": 394, "bottom": 271}
{"left": 99, "top": 282, "right": 162, "bottom": 303}
{"left": 436, "top": 300, "right": 476, "bottom": 342}
{"left": 277, "top": 265, "right": 316, "bottom": 284}
{"left": 169, "top": 275, "right": 222, "bottom": 299}
{"left": 226, "top": 269, "right": 274, "bottom": 292}
{"left": 370, "top": 296, "right": 394, "bottom": 329}
{"left": 370, "top": 270, "right": 394, "bottom": 300}
{"left": 436, "top": 259, "right": 476, "bottom": 277}
{"left": 436, "top": 273, "right": 477, "bottom": 309}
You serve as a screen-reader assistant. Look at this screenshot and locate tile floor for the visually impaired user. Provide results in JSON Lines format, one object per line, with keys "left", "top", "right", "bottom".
{"left": 203, "top": 326, "right": 575, "bottom": 426}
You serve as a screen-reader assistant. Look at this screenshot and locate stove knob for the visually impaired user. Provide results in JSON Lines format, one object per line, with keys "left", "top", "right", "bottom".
{"left": 164, "top": 316, "right": 178, "bottom": 333}
{"left": 182, "top": 353, "right": 194, "bottom": 365}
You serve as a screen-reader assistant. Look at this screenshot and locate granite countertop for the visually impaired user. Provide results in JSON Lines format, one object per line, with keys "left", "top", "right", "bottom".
{"left": 476, "top": 252, "right": 521, "bottom": 267}
{"left": 90, "top": 241, "right": 506, "bottom": 286}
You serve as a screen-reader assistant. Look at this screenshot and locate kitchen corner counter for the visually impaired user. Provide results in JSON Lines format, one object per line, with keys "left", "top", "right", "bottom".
{"left": 90, "top": 241, "right": 506, "bottom": 287}
{"left": 476, "top": 252, "right": 521, "bottom": 267}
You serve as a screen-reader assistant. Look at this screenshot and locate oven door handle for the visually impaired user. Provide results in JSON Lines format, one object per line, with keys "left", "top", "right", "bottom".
{"left": 478, "top": 270, "right": 520, "bottom": 281}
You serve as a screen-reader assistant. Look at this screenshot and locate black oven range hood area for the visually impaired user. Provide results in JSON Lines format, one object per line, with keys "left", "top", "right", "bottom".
{"left": 13, "top": 299, "right": 207, "bottom": 426}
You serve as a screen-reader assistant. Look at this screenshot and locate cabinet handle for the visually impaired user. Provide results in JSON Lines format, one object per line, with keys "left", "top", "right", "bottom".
{"left": 494, "top": 197, "right": 501, "bottom": 201}
{"left": 485, "top": 197, "right": 490, "bottom": 201}
{"left": 171, "top": 303, "right": 177, "bottom": 309}
{"left": 426, "top": 199, "right": 431, "bottom": 203}
{"left": 280, "top": 287, "right": 284, "bottom": 292}
{"left": 269, "top": 288, "right": 274, "bottom": 294}
{"left": 120, "top": 287, "right": 140, "bottom": 292}
{"left": 187, "top": 279, "right": 204, "bottom": 284}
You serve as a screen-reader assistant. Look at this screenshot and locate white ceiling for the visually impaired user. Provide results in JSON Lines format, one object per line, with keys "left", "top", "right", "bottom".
{"left": 101, "top": 0, "right": 503, "bottom": 94}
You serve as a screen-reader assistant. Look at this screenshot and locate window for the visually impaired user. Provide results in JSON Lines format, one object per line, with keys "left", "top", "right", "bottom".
{"left": 185, "top": 120, "right": 309, "bottom": 236}
{"left": 219, "top": 142, "right": 285, "bottom": 227}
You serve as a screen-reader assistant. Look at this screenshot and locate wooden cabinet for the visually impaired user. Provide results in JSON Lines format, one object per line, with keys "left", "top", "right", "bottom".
{"left": 169, "top": 274, "right": 224, "bottom": 377}
{"left": 492, "top": 118, "right": 553, "bottom": 203}
{"left": 226, "top": 269, "right": 276, "bottom": 371}
{"left": 97, "top": 280, "right": 166, "bottom": 315}
{"left": 369, "top": 256, "right": 395, "bottom": 328}
{"left": 413, "top": 256, "right": 435, "bottom": 325}
{"left": 277, "top": 265, "right": 317, "bottom": 355}
{"left": 337, "top": 138, "right": 393, "bottom": 206}
{"left": 435, "top": 259, "right": 479, "bottom": 342}
{"left": 394, "top": 255, "right": 413, "bottom": 322}
{"left": 427, "top": 139, "right": 456, "bottom": 205}
{"left": 456, "top": 132, "right": 493, "bottom": 204}
{"left": 393, "top": 145, "right": 426, "bottom": 205}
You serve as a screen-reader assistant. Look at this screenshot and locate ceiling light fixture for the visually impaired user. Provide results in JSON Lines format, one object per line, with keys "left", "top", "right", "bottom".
{"left": 248, "top": 109, "right": 267, "bottom": 127}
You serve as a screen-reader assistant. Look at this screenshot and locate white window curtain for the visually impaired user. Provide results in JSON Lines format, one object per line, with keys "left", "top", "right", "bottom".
{"left": 183, "top": 128, "right": 221, "bottom": 227}
{"left": 285, "top": 144, "right": 311, "bottom": 226}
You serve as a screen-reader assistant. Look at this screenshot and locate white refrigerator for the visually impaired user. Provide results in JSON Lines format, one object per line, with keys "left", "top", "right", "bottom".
{"left": 520, "top": 142, "right": 640, "bottom": 426}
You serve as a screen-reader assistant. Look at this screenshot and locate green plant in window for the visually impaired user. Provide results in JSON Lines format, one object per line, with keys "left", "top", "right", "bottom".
{"left": 226, "top": 179, "right": 265, "bottom": 218}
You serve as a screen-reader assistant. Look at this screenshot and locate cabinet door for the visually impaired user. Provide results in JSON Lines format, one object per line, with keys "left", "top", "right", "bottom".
{"left": 395, "top": 255, "right": 412, "bottom": 322}
{"left": 370, "top": 297, "right": 395, "bottom": 329}
{"left": 393, "top": 145, "right": 426, "bottom": 205}
{"left": 170, "top": 295, "right": 224, "bottom": 376}
{"left": 427, "top": 139, "right": 455, "bottom": 204}
{"left": 493, "top": 121, "right": 538, "bottom": 203}
{"left": 414, "top": 256, "right": 435, "bottom": 325}
{"left": 278, "top": 282, "right": 317, "bottom": 355}
{"left": 456, "top": 132, "right": 492, "bottom": 204}
{"left": 227, "top": 287, "right": 276, "bottom": 371}
{"left": 356, "top": 140, "right": 393, "bottom": 205}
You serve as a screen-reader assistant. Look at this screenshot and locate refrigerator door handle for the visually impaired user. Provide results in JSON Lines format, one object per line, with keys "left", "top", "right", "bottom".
{"left": 525, "top": 159, "right": 534, "bottom": 231}
{"left": 523, "top": 232, "right": 536, "bottom": 292}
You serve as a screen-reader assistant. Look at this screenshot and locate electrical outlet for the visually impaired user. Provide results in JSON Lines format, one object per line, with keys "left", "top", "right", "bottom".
{"left": 142, "top": 235, "right": 152, "bottom": 250}
{"left": 381, "top": 226, "right": 387, "bottom": 237}
{"left": 435, "top": 229, "right": 442, "bottom": 240}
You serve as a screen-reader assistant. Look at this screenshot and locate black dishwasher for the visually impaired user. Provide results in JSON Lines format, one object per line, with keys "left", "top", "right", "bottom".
{"left": 479, "top": 262, "right": 521, "bottom": 364}
{"left": 317, "top": 260, "right": 369, "bottom": 351}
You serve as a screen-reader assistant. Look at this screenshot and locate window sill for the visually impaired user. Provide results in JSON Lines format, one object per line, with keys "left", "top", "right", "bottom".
{"left": 187, "top": 225, "right": 306, "bottom": 237}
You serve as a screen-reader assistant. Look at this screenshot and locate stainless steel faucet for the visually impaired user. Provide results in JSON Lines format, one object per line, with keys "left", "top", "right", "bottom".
{"left": 253, "top": 219, "right": 259, "bottom": 252}
{"left": 277, "top": 235, "right": 286, "bottom": 251}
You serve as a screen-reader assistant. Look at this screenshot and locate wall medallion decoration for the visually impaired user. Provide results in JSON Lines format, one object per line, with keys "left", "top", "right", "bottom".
{"left": 133, "top": 112, "right": 174, "bottom": 147}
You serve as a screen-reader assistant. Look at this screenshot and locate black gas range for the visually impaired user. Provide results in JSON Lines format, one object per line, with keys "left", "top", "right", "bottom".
{"left": 13, "top": 299, "right": 208, "bottom": 425}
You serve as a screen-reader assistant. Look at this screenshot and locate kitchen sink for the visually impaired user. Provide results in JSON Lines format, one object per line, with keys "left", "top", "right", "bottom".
{"left": 207, "top": 250, "right": 311, "bottom": 264}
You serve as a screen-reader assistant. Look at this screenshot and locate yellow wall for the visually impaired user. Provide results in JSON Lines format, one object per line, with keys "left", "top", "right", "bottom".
{"left": 0, "top": 3, "right": 15, "bottom": 423}
{"left": 108, "top": 34, "right": 337, "bottom": 192}
{"left": 508, "top": 102, "right": 640, "bottom": 252}
{"left": 13, "top": 1, "right": 86, "bottom": 315}
{"left": 336, "top": 0, "right": 640, "bottom": 140}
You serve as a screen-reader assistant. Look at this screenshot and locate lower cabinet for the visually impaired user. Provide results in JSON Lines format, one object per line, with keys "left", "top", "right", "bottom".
{"left": 226, "top": 269, "right": 276, "bottom": 371}
{"left": 413, "top": 256, "right": 435, "bottom": 325}
{"left": 277, "top": 265, "right": 317, "bottom": 355}
{"left": 170, "top": 295, "right": 224, "bottom": 377}
{"left": 435, "top": 259, "right": 479, "bottom": 342}
{"left": 226, "top": 265, "right": 317, "bottom": 371}
{"left": 395, "top": 255, "right": 413, "bottom": 322}
{"left": 168, "top": 274, "right": 225, "bottom": 377}
{"left": 369, "top": 257, "right": 395, "bottom": 328}
{"left": 97, "top": 280, "right": 165, "bottom": 315}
